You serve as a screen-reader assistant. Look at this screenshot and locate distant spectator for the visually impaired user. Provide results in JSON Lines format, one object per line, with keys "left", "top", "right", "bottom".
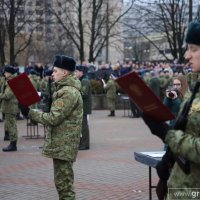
{"left": 34, "top": 63, "right": 44, "bottom": 79}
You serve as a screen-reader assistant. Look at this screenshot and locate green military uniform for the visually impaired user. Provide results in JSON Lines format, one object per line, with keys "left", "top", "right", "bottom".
{"left": 143, "top": 72, "right": 151, "bottom": 86}
{"left": 104, "top": 78, "right": 117, "bottom": 116}
{"left": 149, "top": 76, "right": 161, "bottom": 98}
{"left": 0, "top": 76, "right": 5, "bottom": 122}
{"left": 1, "top": 68, "right": 19, "bottom": 152}
{"left": 28, "top": 72, "right": 40, "bottom": 109}
{"left": 165, "top": 90, "right": 200, "bottom": 199}
{"left": 79, "top": 76, "right": 92, "bottom": 150}
{"left": 28, "top": 73, "right": 83, "bottom": 199}
{"left": 186, "top": 72, "right": 199, "bottom": 91}
{"left": 40, "top": 79, "right": 55, "bottom": 112}
{"left": 159, "top": 74, "right": 171, "bottom": 100}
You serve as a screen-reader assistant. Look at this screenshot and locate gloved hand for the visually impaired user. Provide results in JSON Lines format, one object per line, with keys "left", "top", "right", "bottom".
{"left": 19, "top": 104, "right": 30, "bottom": 117}
{"left": 141, "top": 113, "right": 170, "bottom": 142}
{"left": 156, "top": 148, "right": 174, "bottom": 180}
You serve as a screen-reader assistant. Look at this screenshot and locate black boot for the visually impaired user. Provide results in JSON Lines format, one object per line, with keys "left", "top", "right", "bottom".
{"left": 16, "top": 113, "right": 23, "bottom": 120}
{"left": 4, "top": 131, "right": 10, "bottom": 141}
{"left": 2, "top": 141, "right": 17, "bottom": 152}
{"left": 108, "top": 111, "right": 115, "bottom": 117}
{"left": 79, "top": 138, "right": 89, "bottom": 150}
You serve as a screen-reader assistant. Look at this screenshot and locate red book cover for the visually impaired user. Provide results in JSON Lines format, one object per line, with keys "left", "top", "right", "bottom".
{"left": 7, "top": 72, "right": 41, "bottom": 106}
{"left": 116, "top": 71, "right": 175, "bottom": 122}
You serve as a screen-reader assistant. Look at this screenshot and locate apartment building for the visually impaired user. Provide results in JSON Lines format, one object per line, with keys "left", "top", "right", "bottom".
{"left": 12, "top": 0, "right": 124, "bottom": 65}
{"left": 123, "top": 0, "right": 200, "bottom": 62}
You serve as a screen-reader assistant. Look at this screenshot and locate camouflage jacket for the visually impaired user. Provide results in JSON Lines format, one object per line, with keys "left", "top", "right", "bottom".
{"left": 0, "top": 74, "right": 18, "bottom": 114}
{"left": 165, "top": 91, "right": 200, "bottom": 191}
{"left": 104, "top": 79, "right": 117, "bottom": 99}
{"left": 80, "top": 78, "right": 92, "bottom": 115}
{"left": 29, "top": 73, "right": 83, "bottom": 161}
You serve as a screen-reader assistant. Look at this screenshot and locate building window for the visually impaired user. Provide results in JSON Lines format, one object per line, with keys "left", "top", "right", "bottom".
{"left": 36, "top": 18, "right": 44, "bottom": 23}
{"left": 36, "top": 9, "right": 43, "bottom": 15}
{"left": 27, "top": 1, "right": 32, "bottom": 6}
{"left": 36, "top": 26, "right": 43, "bottom": 32}
{"left": 18, "top": 17, "right": 24, "bottom": 23}
{"left": 36, "top": 1, "right": 42, "bottom": 6}
{"left": 28, "top": 10, "right": 33, "bottom": 15}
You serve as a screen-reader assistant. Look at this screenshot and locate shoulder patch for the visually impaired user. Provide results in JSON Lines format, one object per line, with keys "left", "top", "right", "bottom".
{"left": 55, "top": 100, "right": 64, "bottom": 108}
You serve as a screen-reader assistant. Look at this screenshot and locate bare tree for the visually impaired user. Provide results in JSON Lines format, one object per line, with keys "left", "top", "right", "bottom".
{"left": 86, "top": 0, "right": 134, "bottom": 63}
{"left": 124, "top": 0, "right": 191, "bottom": 62}
{"left": 0, "top": 0, "right": 43, "bottom": 65}
{"left": 47, "top": 0, "right": 134, "bottom": 63}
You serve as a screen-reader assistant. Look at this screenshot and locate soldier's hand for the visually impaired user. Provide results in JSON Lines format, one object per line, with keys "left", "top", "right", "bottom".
{"left": 19, "top": 104, "right": 30, "bottom": 117}
{"left": 141, "top": 113, "right": 169, "bottom": 142}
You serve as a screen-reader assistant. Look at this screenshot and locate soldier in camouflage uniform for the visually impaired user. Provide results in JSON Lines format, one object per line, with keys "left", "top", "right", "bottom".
{"left": 28, "top": 70, "right": 40, "bottom": 109}
{"left": 20, "top": 55, "right": 83, "bottom": 200}
{"left": 1, "top": 66, "right": 18, "bottom": 151}
{"left": 159, "top": 70, "right": 172, "bottom": 100}
{"left": 103, "top": 74, "right": 117, "bottom": 117}
{"left": 142, "top": 21, "right": 200, "bottom": 200}
{"left": 0, "top": 75, "right": 6, "bottom": 123}
{"left": 75, "top": 65, "right": 92, "bottom": 150}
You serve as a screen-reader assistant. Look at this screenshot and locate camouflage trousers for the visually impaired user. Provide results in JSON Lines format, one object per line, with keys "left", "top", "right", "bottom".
{"left": 4, "top": 113, "right": 18, "bottom": 141}
{"left": 53, "top": 159, "right": 75, "bottom": 200}
{"left": 107, "top": 97, "right": 116, "bottom": 111}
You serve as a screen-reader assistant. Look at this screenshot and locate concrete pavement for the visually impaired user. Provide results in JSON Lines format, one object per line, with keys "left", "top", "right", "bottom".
{"left": 0, "top": 110, "right": 163, "bottom": 200}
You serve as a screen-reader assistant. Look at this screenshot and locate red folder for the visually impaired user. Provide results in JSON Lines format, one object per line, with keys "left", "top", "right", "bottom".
{"left": 116, "top": 71, "right": 175, "bottom": 122}
{"left": 7, "top": 72, "right": 41, "bottom": 106}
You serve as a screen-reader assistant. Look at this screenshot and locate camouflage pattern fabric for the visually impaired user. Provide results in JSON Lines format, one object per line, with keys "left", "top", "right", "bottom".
{"left": 0, "top": 74, "right": 18, "bottom": 142}
{"left": 149, "top": 77, "right": 161, "bottom": 98}
{"left": 5, "top": 113, "right": 17, "bottom": 141}
{"left": 0, "top": 76, "right": 6, "bottom": 112}
{"left": 39, "top": 78, "right": 48, "bottom": 92}
{"left": 187, "top": 72, "right": 199, "bottom": 91}
{"left": 53, "top": 159, "right": 75, "bottom": 200}
{"left": 40, "top": 80, "right": 55, "bottom": 113}
{"left": 159, "top": 75, "right": 171, "bottom": 100}
{"left": 28, "top": 73, "right": 83, "bottom": 161}
{"left": 0, "top": 75, "right": 19, "bottom": 115}
{"left": 104, "top": 79, "right": 117, "bottom": 111}
{"left": 165, "top": 92, "right": 200, "bottom": 199}
{"left": 143, "top": 73, "right": 151, "bottom": 86}
{"left": 28, "top": 73, "right": 83, "bottom": 199}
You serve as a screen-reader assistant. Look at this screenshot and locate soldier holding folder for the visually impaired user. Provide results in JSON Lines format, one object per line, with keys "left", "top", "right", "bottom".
{"left": 20, "top": 55, "right": 83, "bottom": 200}
{"left": 1, "top": 66, "right": 18, "bottom": 152}
{"left": 142, "top": 20, "right": 200, "bottom": 199}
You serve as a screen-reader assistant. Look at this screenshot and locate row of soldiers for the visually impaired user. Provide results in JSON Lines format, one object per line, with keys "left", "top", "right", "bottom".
{"left": 0, "top": 64, "right": 92, "bottom": 152}
{"left": 142, "top": 68, "right": 200, "bottom": 100}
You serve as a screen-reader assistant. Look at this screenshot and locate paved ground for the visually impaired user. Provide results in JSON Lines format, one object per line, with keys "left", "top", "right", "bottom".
{"left": 0, "top": 110, "right": 163, "bottom": 200}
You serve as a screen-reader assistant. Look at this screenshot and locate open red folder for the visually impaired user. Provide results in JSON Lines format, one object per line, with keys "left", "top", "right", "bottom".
{"left": 7, "top": 72, "right": 41, "bottom": 106}
{"left": 116, "top": 71, "right": 175, "bottom": 122}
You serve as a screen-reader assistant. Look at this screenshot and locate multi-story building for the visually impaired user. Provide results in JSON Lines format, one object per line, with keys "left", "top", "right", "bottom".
{"left": 13, "top": 0, "right": 125, "bottom": 65}
{"left": 123, "top": 0, "right": 200, "bottom": 62}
